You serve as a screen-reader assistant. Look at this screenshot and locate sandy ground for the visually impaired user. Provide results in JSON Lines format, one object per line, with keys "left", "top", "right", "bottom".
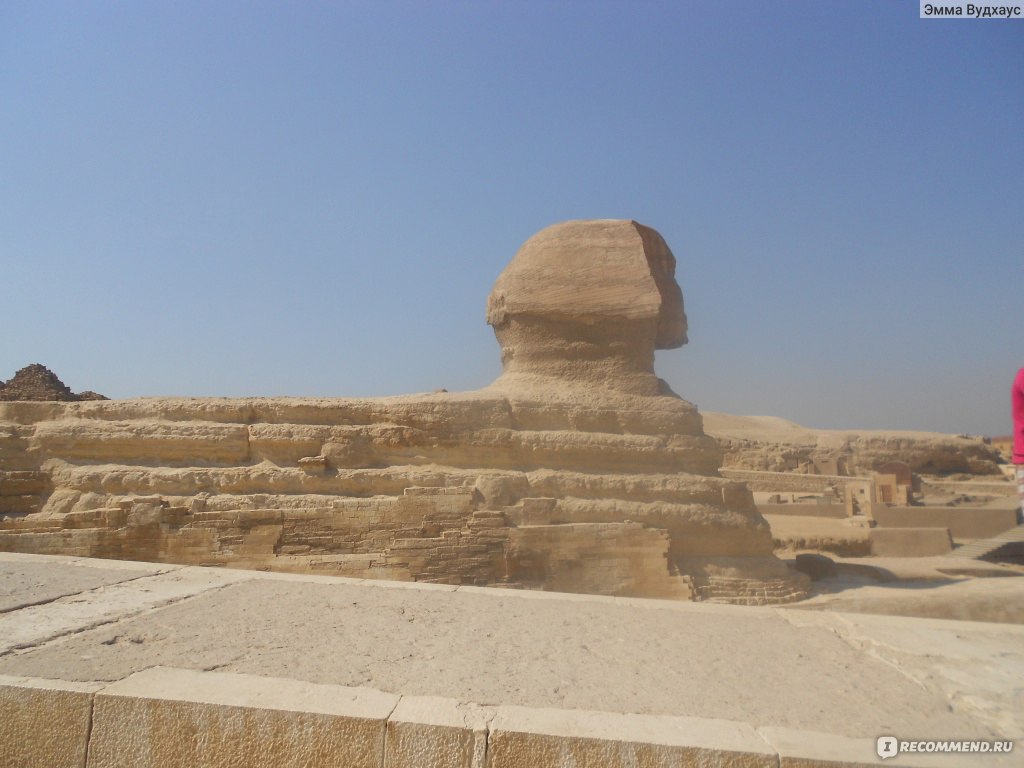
{"left": 1, "top": 553, "right": 1022, "bottom": 744}
{"left": 797, "top": 573, "right": 1024, "bottom": 624}
{"left": 765, "top": 509, "right": 1024, "bottom": 624}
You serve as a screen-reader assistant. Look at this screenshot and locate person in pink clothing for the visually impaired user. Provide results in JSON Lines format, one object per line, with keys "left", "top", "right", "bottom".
{"left": 1014, "top": 367, "right": 1024, "bottom": 523}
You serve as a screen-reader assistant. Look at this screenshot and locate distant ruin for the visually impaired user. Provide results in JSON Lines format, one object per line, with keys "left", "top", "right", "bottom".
{"left": 0, "top": 221, "right": 808, "bottom": 604}
{"left": 0, "top": 364, "right": 107, "bottom": 402}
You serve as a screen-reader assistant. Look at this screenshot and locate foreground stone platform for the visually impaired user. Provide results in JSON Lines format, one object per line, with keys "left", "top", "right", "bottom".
{"left": 1, "top": 553, "right": 1021, "bottom": 767}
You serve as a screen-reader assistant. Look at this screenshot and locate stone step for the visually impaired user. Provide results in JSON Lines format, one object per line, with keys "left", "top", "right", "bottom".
{"left": 950, "top": 523, "right": 1024, "bottom": 559}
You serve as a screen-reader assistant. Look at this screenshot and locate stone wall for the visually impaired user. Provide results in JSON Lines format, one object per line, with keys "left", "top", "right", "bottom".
{"left": 921, "top": 478, "right": 1017, "bottom": 498}
{"left": 756, "top": 502, "right": 847, "bottom": 519}
{"left": 870, "top": 528, "right": 953, "bottom": 557}
{"left": 719, "top": 468, "right": 850, "bottom": 494}
{"left": 872, "top": 505, "right": 1018, "bottom": 540}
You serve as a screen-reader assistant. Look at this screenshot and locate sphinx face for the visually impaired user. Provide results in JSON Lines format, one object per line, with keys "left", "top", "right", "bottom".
{"left": 634, "top": 223, "right": 688, "bottom": 350}
{"left": 487, "top": 219, "right": 688, "bottom": 348}
{"left": 485, "top": 220, "right": 689, "bottom": 395}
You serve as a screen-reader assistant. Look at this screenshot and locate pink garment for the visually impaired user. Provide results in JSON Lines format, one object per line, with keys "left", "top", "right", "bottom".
{"left": 1014, "top": 367, "right": 1024, "bottom": 464}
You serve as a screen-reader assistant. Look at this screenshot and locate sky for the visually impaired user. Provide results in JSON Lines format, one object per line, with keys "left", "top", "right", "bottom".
{"left": 1, "top": 1, "right": 1021, "bottom": 436}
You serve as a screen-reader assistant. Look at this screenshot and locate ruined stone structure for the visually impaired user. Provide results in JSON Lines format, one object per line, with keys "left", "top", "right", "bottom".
{"left": 0, "top": 364, "right": 107, "bottom": 402}
{"left": 0, "top": 220, "right": 807, "bottom": 604}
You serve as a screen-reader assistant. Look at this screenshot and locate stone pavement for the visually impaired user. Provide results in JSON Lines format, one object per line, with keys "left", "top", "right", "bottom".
{"left": 1, "top": 552, "right": 1021, "bottom": 767}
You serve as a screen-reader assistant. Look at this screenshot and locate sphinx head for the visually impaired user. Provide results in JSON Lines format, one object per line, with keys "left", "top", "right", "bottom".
{"left": 486, "top": 220, "right": 688, "bottom": 394}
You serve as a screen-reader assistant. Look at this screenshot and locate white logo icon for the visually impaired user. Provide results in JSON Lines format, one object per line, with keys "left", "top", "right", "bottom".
{"left": 877, "top": 736, "right": 899, "bottom": 760}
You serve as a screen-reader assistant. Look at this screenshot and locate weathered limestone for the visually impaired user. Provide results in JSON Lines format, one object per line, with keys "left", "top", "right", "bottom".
{"left": 386, "top": 696, "right": 491, "bottom": 768}
{"left": 88, "top": 667, "right": 397, "bottom": 768}
{"left": 704, "top": 412, "right": 1003, "bottom": 477}
{"left": 0, "top": 220, "right": 807, "bottom": 604}
{"left": 4, "top": 662, "right": 999, "bottom": 768}
{"left": 486, "top": 705, "right": 776, "bottom": 768}
{"left": 0, "top": 675, "right": 101, "bottom": 768}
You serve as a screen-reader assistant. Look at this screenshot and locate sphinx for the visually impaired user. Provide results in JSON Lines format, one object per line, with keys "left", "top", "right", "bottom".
{"left": 0, "top": 220, "right": 808, "bottom": 604}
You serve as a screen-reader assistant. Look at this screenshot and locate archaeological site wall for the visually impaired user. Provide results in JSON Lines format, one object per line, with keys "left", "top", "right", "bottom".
{"left": 719, "top": 468, "right": 848, "bottom": 494}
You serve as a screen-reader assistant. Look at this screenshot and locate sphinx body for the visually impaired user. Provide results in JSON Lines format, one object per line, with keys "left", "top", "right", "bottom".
{"left": 0, "top": 220, "right": 807, "bottom": 604}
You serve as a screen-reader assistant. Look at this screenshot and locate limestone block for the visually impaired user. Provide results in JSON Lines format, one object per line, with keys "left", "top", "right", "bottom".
{"left": 87, "top": 667, "right": 398, "bottom": 768}
{"left": 506, "top": 497, "right": 556, "bottom": 525}
{"left": 127, "top": 500, "right": 164, "bottom": 527}
{"left": 474, "top": 474, "right": 530, "bottom": 507}
{"left": 247, "top": 423, "right": 328, "bottom": 464}
{"left": 297, "top": 455, "right": 327, "bottom": 474}
{"left": 32, "top": 419, "right": 251, "bottom": 465}
{"left": 487, "top": 705, "right": 776, "bottom": 768}
{"left": 0, "top": 674, "right": 100, "bottom": 768}
{"left": 870, "top": 528, "right": 953, "bottom": 557}
{"left": 0, "top": 470, "right": 50, "bottom": 495}
{"left": 385, "top": 696, "right": 492, "bottom": 768}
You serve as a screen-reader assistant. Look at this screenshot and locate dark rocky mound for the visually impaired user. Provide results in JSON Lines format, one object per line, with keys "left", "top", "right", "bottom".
{"left": 0, "top": 364, "right": 108, "bottom": 402}
{"left": 75, "top": 390, "right": 109, "bottom": 401}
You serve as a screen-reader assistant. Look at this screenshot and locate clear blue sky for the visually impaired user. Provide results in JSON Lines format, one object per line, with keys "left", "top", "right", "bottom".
{"left": 2, "top": 1, "right": 1021, "bottom": 436}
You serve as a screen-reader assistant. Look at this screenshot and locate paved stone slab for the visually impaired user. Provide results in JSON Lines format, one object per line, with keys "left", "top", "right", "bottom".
{"left": 0, "top": 556, "right": 1020, "bottom": 745}
{"left": 800, "top": 611, "right": 1024, "bottom": 738}
{"left": 0, "top": 564, "right": 251, "bottom": 655}
{"left": 0, "top": 552, "right": 171, "bottom": 612}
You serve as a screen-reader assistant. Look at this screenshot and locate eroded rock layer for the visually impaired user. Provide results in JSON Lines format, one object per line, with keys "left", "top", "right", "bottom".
{"left": 702, "top": 412, "right": 1004, "bottom": 476}
{"left": 0, "top": 220, "right": 807, "bottom": 604}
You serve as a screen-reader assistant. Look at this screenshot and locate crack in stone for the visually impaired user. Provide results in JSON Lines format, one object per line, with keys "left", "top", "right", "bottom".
{"left": 0, "top": 567, "right": 177, "bottom": 616}
{"left": 0, "top": 577, "right": 241, "bottom": 659}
